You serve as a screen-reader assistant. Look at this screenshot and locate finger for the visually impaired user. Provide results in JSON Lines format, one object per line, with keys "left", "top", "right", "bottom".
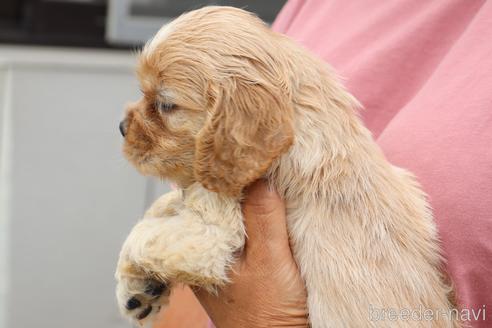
{"left": 242, "top": 180, "right": 290, "bottom": 254}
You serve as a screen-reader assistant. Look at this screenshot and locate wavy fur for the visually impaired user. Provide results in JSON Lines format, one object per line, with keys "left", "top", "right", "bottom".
{"left": 116, "top": 6, "right": 459, "bottom": 327}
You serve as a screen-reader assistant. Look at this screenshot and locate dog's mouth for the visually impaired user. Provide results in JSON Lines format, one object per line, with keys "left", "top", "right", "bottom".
{"left": 137, "top": 155, "right": 153, "bottom": 167}
{"left": 122, "top": 145, "right": 152, "bottom": 167}
{"left": 127, "top": 151, "right": 174, "bottom": 177}
{"left": 131, "top": 155, "right": 159, "bottom": 177}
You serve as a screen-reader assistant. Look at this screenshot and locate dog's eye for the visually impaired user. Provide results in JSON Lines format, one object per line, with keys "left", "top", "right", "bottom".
{"left": 156, "top": 102, "right": 177, "bottom": 113}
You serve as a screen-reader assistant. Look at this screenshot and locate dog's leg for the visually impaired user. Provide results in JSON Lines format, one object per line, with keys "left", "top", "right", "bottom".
{"left": 115, "top": 184, "right": 244, "bottom": 325}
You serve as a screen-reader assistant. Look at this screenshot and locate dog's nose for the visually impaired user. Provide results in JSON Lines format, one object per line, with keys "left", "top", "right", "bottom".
{"left": 119, "top": 120, "right": 127, "bottom": 137}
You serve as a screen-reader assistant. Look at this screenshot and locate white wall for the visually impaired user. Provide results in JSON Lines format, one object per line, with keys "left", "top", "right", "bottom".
{"left": 0, "top": 62, "right": 12, "bottom": 328}
{"left": 0, "top": 46, "right": 170, "bottom": 328}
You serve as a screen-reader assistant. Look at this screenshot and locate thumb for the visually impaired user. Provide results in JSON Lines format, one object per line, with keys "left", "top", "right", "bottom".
{"left": 242, "top": 180, "right": 290, "bottom": 255}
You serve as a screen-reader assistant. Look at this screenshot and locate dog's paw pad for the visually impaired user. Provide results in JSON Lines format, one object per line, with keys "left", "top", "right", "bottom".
{"left": 117, "top": 276, "right": 171, "bottom": 324}
{"left": 136, "top": 305, "right": 153, "bottom": 320}
{"left": 145, "top": 281, "right": 167, "bottom": 297}
{"left": 126, "top": 297, "right": 141, "bottom": 310}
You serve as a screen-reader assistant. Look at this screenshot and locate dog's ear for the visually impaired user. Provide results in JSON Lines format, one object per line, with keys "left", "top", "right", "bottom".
{"left": 194, "top": 76, "right": 294, "bottom": 196}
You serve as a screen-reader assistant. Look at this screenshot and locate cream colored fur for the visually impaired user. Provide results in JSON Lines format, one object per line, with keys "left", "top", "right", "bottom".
{"left": 115, "top": 6, "right": 459, "bottom": 328}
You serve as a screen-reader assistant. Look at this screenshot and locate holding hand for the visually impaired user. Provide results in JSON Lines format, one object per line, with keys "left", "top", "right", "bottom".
{"left": 194, "top": 180, "right": 309, "bottom": 328}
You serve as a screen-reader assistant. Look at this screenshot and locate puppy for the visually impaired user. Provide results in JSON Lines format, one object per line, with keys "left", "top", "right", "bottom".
{"left": 116, "top": 6, "right": 459, "bottom": 327}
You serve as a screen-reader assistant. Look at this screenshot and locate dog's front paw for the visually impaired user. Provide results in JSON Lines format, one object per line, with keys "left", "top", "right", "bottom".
{"left": 116, "top": 264, "right": 171, "bottom": 326}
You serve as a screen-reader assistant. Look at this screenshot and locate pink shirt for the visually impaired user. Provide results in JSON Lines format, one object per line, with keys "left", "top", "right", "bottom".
{"left": 274, "top": 0, "right": 491, "bottom": 326}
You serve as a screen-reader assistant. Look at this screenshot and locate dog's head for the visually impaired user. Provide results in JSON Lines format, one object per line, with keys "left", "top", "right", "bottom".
{"left": 120, "top": 6, "right": 294, "bottom": 196}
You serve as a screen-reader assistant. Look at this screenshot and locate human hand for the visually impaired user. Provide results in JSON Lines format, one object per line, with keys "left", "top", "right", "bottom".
{"left": 194, "top": 180, "right": 308, "bottom": 328}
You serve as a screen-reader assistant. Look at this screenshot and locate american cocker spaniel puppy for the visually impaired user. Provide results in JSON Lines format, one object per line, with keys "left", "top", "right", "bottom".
{"left": 116, "top": 6, "right": 459, "bottom": 328}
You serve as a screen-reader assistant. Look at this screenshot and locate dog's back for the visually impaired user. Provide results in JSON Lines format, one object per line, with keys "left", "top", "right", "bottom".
{"left": 267, "top": 32, "right": 459, "bottom": 327}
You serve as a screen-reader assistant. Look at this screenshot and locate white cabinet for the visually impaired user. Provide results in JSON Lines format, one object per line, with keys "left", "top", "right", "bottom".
{"left": 0, "top": 46, "right": 170, "bottom": 328}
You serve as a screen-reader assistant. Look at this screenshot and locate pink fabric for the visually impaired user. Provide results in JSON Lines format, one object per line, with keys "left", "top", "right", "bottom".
{"left": 274, "top": 0, "right": 492, "bottom": 326}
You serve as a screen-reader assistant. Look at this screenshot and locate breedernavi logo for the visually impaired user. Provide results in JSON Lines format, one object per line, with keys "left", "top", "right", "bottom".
{"left": 369, "top": 304, "right": 486, "bottom": 322}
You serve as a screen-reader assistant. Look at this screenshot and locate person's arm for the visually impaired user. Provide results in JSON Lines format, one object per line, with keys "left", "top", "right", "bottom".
{"left": 194, "top": 180, "right": 308, "bottom": 328}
